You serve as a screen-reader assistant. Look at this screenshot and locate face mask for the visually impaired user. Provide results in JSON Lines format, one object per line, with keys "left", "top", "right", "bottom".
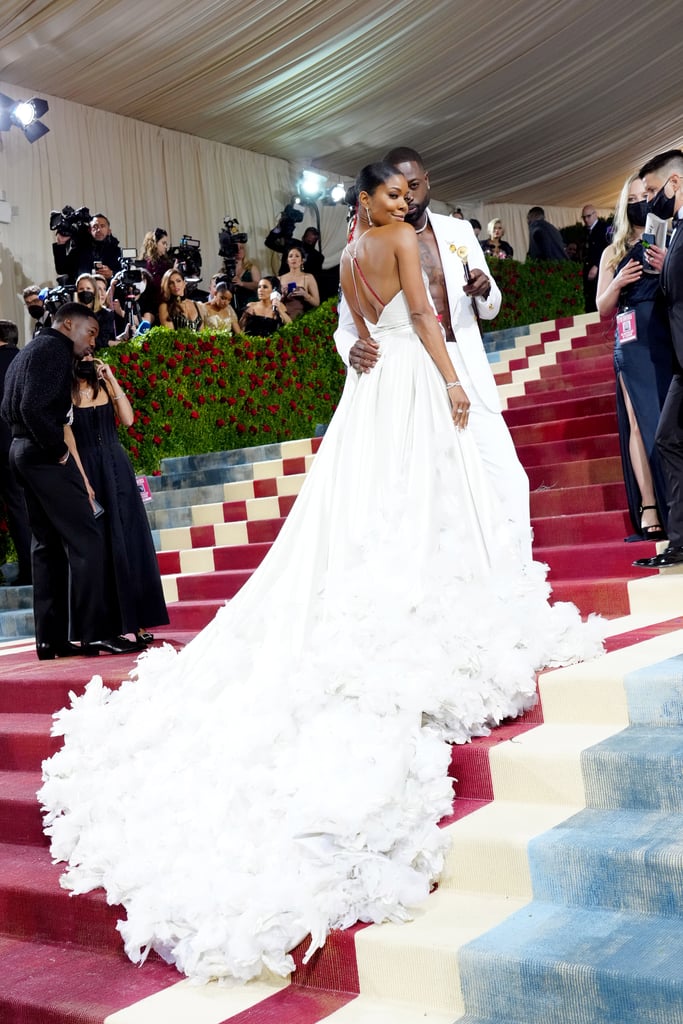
{"left": 627, "top": 200, "right": 648, "bottom": 227}
{"left": 647, "top": 179, "right": 677, "bottom": 220}
{"left": 75, "top": 361, "right": 97, "bottom": 382}
{"left": 27, "top": 303, "right": 44, "bottom": 320}
{"left": 77, "top": 290, "right": 95, "bottom": 306}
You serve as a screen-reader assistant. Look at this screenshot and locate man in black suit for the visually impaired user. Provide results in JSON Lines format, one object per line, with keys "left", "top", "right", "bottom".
{"left": 0, "top": 320, "right": 32, "bottom": 584}
{"left": 581, "top": 204, "right": 609, "bottom": 313}
{"left": 634, "top": 149, "right": 683, "bottom": 568}
{"left": 1, "top": 303, "right": 135, "bottom": 657}
{"left": 527, "top": 207, "right": 568, "bottom": 261}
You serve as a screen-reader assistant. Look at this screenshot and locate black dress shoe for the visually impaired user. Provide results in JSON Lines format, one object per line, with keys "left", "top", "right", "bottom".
{"left": 83, "top": 635, "right": 139, "bottom": 656}
{"left": 36, "top": 641, "right": 83, "bottom": 661}
{"left": 633, "top": 545, "right": 683, "bottom": 568}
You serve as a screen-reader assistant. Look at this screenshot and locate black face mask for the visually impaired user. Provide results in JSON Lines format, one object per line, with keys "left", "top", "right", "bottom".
{"left": 647, "top": 180, "right": 677, "bottom": 220}
{"left": 77, "top": 290, "right": 95, "bottom": 306}
{"left": 75, "top": 361, "right": 97, "bottom": 382}
{"left": 627, "top": 200, "right": 648, "bottom": 228}
{"left": 26, "top": 303, "right": 44, "bottom": 320}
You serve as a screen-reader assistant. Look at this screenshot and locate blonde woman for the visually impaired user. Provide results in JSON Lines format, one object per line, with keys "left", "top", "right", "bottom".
{"left": 596, "top": 173, "right": 672, "bottom": 540}
{"left": 481, "top": 219, "right": 514, "bottom": 259}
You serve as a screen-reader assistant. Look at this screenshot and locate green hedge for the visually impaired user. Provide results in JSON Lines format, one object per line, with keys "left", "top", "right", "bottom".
{"left": 103, "top": 299, "right": 347, "bottom": 474}
{"left": 484, "top": 257, "right": 584, "bottom": 330}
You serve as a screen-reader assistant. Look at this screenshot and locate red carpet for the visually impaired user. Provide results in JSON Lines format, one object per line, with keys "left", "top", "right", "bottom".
{"left": 0, "top": 316, "right": 672, "bottom": 1021}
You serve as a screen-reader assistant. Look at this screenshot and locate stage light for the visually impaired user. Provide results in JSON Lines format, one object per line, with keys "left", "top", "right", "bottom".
{"left": 298, "top": 170, "right": 327, "bottom": 199}
{"left": 330, "top": 183, "right": 346, "bottom": 203}
{"left": 0, "top": 93, "right": 49, "bottom": 143}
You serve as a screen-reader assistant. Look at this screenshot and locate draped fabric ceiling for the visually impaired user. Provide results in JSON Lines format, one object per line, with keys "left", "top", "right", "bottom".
{"left": 3, "top": 0, "right": 682, "bottom": 208}
{"left": 1, "top": 0, "right": 683, "bottom": 338}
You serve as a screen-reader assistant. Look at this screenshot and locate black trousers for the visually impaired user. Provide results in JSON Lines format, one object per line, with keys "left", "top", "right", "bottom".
{"left": 10, "top": 438, "right": 118, "bottom": 645}
{"left": 655, "top": 373, "right": 683, "bottom": 546}
{"left": 0, "top": 449, "right": 32, "bottom": 583}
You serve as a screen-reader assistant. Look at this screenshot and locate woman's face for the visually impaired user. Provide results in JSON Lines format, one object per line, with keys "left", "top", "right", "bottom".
{"left": 213, "top": 289, "right": 232, "bottom": 308}
{"left": 257, "top": 279, "right": 273, "bottom": 301}
{"left": 492, "top": 222, "right": 503, "bottom": 238}
{"left": 78, "top": 279, "right": 95, "bottom": 296}
{"left": 95, "top": 279, "right": 107, "bottom": 305}
{"left": 287, "top": 248, "right": 303, "bottom": 272}
{"left": 156, "top": 234, "right": 170, "bottom": 256}
{"left": 628, "top": 179, "right": 647, "bottom": 204}
{"left": 363, "top": 175, "right": 409, "bottom": 227}
{"left": 169, "top": 273, "right": 185, "bottom": 296}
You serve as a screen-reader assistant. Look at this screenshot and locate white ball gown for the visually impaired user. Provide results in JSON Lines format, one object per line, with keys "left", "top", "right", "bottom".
{"left": 39, "top": 290, "right": 604, "bottom": 984}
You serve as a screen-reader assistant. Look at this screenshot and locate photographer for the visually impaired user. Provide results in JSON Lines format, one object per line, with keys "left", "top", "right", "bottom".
{"left": 51, "top": 207, "right": 123, "bottom": 284}
{"left": 23, "top": 285, "right": 50, "bottom": 338}
{"left": 265, "top": 206, "right": 324, "bottom": 283}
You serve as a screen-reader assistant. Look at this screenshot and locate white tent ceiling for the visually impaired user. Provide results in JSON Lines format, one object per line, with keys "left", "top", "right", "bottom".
{"left": 1, "top": 0, "right": 683, "bottom": 210}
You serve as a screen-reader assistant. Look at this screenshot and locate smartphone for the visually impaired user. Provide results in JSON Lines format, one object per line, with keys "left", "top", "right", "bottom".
{"left": 91, "top": 499, "right": 105, "bottom": 518}
{"left": 287, "top": 282, "right": 297, "bottom": 293}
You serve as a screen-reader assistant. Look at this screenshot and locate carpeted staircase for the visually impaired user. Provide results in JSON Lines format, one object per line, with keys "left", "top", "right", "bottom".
{"left": 0, "top": 314, "right": 682, "bottom": 1022}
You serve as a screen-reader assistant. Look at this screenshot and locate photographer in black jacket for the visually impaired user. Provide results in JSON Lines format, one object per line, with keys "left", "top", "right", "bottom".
{"left": 265, "top": 205, "right": 324, "bottom": 285}
{"left": 52, "top": 207, "right": 123, "bottom": 285}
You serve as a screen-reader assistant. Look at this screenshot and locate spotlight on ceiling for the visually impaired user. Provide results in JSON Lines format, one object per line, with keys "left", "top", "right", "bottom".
{"left": 0, "top": 94, "right": 50, "bottom": 143}
{"left": 298, "top": 170, "right": 327, "bottom": 199}
{"left": 330, "top": 183, "right": 346, "bottom": 203}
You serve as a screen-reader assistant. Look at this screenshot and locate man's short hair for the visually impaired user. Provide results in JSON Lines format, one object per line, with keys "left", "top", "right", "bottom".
{"left": 638, "top": 149, "right": 683, "bottom": 180}
{"left": 528, "top": 206, "right": 545, "bottom": 219}
{"left": 0, "top": 320, "right": 19, "bottom": 346}
{"left": 22, "top": 285, "right": 41, "bottom": 300}
{"left": 51, "top": 302, "right": 98, "bottom": 326}
{"left": 91, "top": 213, "right": 110, "bottom": 225}
{"left": 383, "top": 146, "right": 425, "bottom": 170}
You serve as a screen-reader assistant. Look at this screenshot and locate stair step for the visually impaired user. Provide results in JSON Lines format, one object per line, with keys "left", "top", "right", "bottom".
{"left": 0, "top": 713, "right": 58, "bottom": 771}
{"left": 529, "top": 481, "right": 626, "bottom": 518}
{"left": 516, "top": 433, "right": 619, "bottom": 467}
{"left": 459, "top": 902, "right": 683, "bottom": 1024}
{"left": 509, "top": 412, "right": 617, "bottom": 446}
{"left": 0, "top": 933, "right": 177, "bottom": 1023}
{"left": 529, "top": 807, "right": 683, "bottom": 916}
{"left": 582, "top": 725, "right": 683, "bottom": 811}
{"left": 503, "top": 392, "right": 615, "bottom": 426}
{"left": 531, "top": 509, "right": 630, "bottom": 546}
{"left": 0, "top": 842, "right": 124, "bottom": 950}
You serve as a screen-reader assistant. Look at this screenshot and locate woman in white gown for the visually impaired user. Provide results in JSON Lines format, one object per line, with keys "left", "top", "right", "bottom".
{"left": 40, "top": 163, "right": 604, "bottom": 985}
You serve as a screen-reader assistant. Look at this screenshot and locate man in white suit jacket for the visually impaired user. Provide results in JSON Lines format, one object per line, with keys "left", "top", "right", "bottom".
{"left": 334, "top": 147, "right": 531, "bottom": 561}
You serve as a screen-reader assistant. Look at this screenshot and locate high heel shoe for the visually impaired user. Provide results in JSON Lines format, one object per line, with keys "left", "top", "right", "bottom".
{"left": 639, "top": 504, "right": 667, "bottom": 542}
{"left": 136, "top": 630, "right": 154, "bottom": 647}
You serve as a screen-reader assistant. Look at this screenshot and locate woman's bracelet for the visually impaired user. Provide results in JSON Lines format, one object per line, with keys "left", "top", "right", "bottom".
{"left": 445, "top": 381, "right": 462, "bottom": 390}
{"left": 113, "top": 393, "right": 125, "bottom": 401}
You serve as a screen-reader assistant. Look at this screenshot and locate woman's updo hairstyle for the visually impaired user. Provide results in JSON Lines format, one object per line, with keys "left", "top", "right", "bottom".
{"left": 355, "top": 161, "right": 402, "bottom": 199}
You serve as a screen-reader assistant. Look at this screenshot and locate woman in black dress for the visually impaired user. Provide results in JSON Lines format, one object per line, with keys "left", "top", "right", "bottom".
{"left": 239, "top": 276, "right": 292, "bottom": 336}
{"left": 65, "top": 355, "right": 169, "bottom": 646}
{"left": 158, "top": 269, "right": 204, "bottom": 331}
{"left": 596, "top": 173, "right": 672, "bottom": 540}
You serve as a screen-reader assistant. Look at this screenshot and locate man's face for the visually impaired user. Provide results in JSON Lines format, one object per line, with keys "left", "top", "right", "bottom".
{"left": 90, "top": 217, "right": 111, "bottom": 241}
{"left": 641, "top": 170, "right": 683, "bottom": 210}
{"left": 394, "top": 160, "right": 430, "bottom": 225}
{"left": 23, "top": 293, "right": 43, "bottom": 311}
{"left": 63, "top": 315, "right": 99, "bottom": 357}
{"left": 581, "top": 207, "right": 597, "bottom": 228}
{"left": 302, "top": 229, "right": 319, "bottom": 248}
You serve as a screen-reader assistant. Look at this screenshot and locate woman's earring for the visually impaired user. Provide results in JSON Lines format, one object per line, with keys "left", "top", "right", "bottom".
{"left": 365, "top": 205, "right": 374, "bottom": 227}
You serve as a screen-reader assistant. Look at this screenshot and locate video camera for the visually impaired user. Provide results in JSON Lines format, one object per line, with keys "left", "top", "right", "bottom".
{"left": 39, "top": 279, "right": 74, "bottom": 317}
{"left": 275, "top": 202, "right": 304, "bottom": 240}
{"left": 112, "top": 248, "right": 149, "bottom": 309}
{"left": 217, "top": 217, "right": 248, "bottom": 285}
{"left": 49, "top": 205, "right": 92, "bottom": 244}
{"left": 169, "top": 235, "right": 202, "bottom": 283}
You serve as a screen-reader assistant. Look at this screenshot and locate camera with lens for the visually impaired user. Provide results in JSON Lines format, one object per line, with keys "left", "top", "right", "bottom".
{"left": 49, "top": 205, "right": 92, "bottom": 243}
{"left": 39, "top": 278, "right": 74, "bottom": 318}
{"left": 276, "top": 202, "right": 304, "bottom": 239}
{"left": 112, "top": 248, "right": 149, "bottom": 308}
{"left": 168, "top": 235, "right": 202, "bottom": 284}
{"left": 218, "top": 216, "right": 248, "bottom": 284}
